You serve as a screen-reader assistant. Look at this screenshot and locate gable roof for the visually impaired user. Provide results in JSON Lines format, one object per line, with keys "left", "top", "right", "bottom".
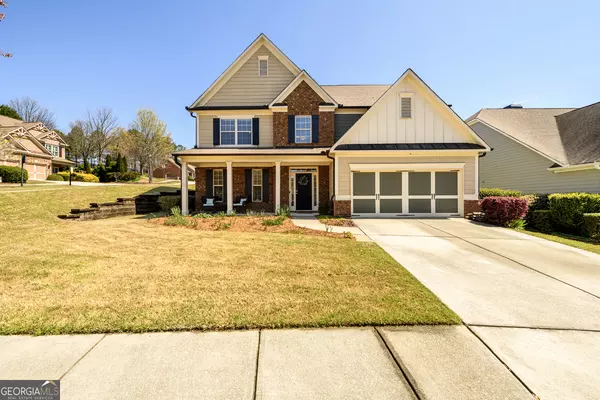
{"left": 466, "top": 107, "right": 599, "bottom": 166}
{"left": 331, "top": 69, "right": 490, "bottom": 151}
{"left": 189, "top": 34, "right": 301, "bottom": 108}
{"left": 269, "top": 70, "right": 338, "bottom": 107}
{"left": 1, "top": 126, "right": 53, "bottom": 157}
{"left": 322, "top": 85, "right": 390, "bottom": 107}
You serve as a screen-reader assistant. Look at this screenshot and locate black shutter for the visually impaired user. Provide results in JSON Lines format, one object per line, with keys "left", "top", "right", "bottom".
{"left": 213, "top": 118, "right": 220, "bottom": 146}
{"left": 252, "top": 118, "right": 259, "bottom": 145}
{"left": 206, "top": 169, "right": 213, "bottom": 197}
{"left": 245, "top": 169, "right": 252, "bottom": 199}
{"left": 288, "top": 115, "right": 295, "bottom": 144}
{"left": 223, "top": 170, "right": 227, "bottom": 202}
{"left": 262, "top": 169, "right": 270, "bottom": 203}
{"left": 312, "top": 115, "right": 319, "bottom": 144}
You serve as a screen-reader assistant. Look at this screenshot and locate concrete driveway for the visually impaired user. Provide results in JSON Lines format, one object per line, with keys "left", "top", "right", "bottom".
{"left": 355, "top": 218, "right": 600, "bottom": 399}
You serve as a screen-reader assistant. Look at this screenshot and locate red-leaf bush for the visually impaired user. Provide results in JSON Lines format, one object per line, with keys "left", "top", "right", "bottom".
{"left": 480, "top": 196, "right": 529, "bottom": 226}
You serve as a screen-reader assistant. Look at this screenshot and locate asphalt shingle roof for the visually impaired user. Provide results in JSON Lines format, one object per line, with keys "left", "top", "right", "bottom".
{"left": 322, "top": 85, "right": 390, "bottom": 107}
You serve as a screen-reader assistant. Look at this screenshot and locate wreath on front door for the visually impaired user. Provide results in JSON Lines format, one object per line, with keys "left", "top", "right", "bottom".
{"left": 298, "top": 175, "right": 310, "bottom": 186}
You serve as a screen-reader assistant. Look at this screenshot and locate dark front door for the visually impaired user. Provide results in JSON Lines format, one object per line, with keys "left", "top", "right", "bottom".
{"left": 296, "top": 173, "right": 312, "bottom": 211}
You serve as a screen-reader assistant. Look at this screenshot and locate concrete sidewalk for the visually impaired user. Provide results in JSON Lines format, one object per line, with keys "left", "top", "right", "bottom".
{"left": 291, "top": 215, "right": 371, "bottom": 241}
{"left": 0, "top": 326, "right": 534, "bottom": 400}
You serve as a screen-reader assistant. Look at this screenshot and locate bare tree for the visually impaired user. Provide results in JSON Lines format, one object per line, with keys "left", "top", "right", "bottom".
{"left": 68, "top": 120, "right": 95, "bottom": 168}
{"left": 85, "top": 108, "right": 118, "bottom": 163}
{"left": 8, "top": 97, "right": 56, "bottom": 129}
{"left": 130, "top": 109, "right": 173, "bottom": 183}
{"left": 0, "top": 0, "right": 12, "bottom": 58}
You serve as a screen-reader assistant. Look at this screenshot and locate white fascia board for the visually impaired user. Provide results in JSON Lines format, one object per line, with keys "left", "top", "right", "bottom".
{"left": 349, "top": 162, "right": 465, "bottom": 171}
{"left": 548, "top": 162, "right": 600, "bottom": 173}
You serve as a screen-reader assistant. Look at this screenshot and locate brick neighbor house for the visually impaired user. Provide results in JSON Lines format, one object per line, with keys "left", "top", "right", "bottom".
{"left": 152, "top": 158, "right": 196, "bottom": 180}
{"left": 174, "top": 34, "right": 489, "bottom": 216}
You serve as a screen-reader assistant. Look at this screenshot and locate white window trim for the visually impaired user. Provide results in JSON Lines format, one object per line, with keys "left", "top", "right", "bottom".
{"left": 399, "top": 92, "right": 414, "bottom": 119}
{"left": 252, "top": 169, "right": 263, "bottom": 202}
{"left": 219, "top": 118, "right": 254, "bottom": 147}
{"left": 45, "top": 143, "right": 60, "bottom": 157}
{"left": 258, "top": 55, "right": 269, "bottom": 77}
{"left": 213, "top": 169, "right": 224, "bottom": 202}
{"left": 294, "top": 115, "right": 312, "bottom": 144}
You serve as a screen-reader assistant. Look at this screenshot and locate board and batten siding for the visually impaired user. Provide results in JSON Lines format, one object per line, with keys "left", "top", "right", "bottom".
{"left": 472, "top": 122, "right": 600, "bottom": 194}
{"left": 338, "top": 76, "right": 476, "bottom": 145}
{"left": 336, "top": 155, "right": 477, "bottom": 196}
{"left": 196, "top": 115, "right": 273, "bottom": 148}
{"left": 205, "top": 45, "right": 295, "bottom": 107}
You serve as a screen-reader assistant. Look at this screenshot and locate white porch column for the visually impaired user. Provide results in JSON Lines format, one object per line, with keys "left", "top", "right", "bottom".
{"left": 226, "top": 161, "right": 233, "bottom": 214}
{"left": 181, "top": 161, "right": 189, "bottom": 216}
{"left": 275, "top": 161, "right": 281, "bottom": 212}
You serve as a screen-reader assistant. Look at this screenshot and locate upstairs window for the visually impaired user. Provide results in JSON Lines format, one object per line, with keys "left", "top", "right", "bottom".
{"left": 220, "top": 119, "right": 253, "bottom": 146}
{"left": 45, "top": 143, "right": 60, "bottom": 157}
{"left": 400, "top": 96, "right": 412, "bottom": 119}
{"left": 258, "top": 56, "right": 268, "bottom": 77}
{"left": 295, "top": 116, "right": 311, "bottom": 143}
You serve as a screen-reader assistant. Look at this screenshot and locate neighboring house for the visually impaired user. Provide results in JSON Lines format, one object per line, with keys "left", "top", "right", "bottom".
{"left": 174, "top": 34, "right": 489, "bottom": 216}
{"left": 467, "top": 103, "right": 600, "bottom": 194}
{"left": 0, "top": 115, "right": 74, "bottom": 180}
{"left": 153, "top": 158, "right": 196, "bottom": 180}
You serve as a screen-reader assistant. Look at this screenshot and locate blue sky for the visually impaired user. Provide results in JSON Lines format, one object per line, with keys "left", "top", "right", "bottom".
{"left": 2, "top": 0, "right": 599, "bottom": 147}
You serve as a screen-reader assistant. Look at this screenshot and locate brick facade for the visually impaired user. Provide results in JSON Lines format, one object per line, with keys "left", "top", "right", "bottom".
{"left": 273, "top": 81, "right": 335, "bottom": 147}
{"left": 464, "top": 200, "right": 481, "bottom": 217}
{"left": 318, "top": 166, "right": 330, "bottom": 211}
{"left": 333, "top": 200, "right": 351, "bottom": 217}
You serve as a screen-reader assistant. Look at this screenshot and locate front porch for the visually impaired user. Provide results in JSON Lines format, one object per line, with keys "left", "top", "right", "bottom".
{"left": 176, "top": 152, "right": 332, "bottom": 215}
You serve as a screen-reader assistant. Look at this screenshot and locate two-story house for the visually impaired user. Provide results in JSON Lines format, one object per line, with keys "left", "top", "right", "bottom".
{"left": 174, "top": 34, "right": 489, "bottom": 217}
{"left": 0, "top": 115, "right": 73, "bottom": 179}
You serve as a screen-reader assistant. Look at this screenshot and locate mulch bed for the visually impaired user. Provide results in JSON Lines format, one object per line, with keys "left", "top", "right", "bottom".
{"left": 151, "top": 216, "right": 352, "bottom": 239}
{"left": 318, "top": 218, "right": 356, "bottom": 227}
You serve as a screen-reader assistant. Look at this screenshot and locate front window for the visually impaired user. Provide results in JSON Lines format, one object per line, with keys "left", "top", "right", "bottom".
{"left": 295, "top": 116, "right": 311, "bottom": 143}
{"left": 213, "top": 169, "right": 224, "bottom": 201}
{"left": 252, "top": 169, "right": 262, "bottom": 202}
{"left": 45, "top": 143, "right": 60, "bottom": 157}
{"left": 220, "top": 119, "right": 253, "bottom": 146}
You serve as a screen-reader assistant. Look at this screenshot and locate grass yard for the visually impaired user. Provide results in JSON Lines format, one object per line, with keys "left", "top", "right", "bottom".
{"left": 0, "top": 185, "right": 459, "bottom": 335}
{"left": 518, "top": 229, "right": 600, "bottom": 255}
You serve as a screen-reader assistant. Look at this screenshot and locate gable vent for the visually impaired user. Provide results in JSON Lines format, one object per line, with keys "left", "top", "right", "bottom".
{"left": 401, "top": 97, "right": 412, "bottom": 118}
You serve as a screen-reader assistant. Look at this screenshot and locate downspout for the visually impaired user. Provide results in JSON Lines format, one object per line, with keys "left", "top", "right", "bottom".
{"left": 323, "top": 149, "right": 336, "bottom": 206}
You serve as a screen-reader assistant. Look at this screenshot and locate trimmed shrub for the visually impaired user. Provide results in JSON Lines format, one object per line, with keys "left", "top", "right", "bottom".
{"left": 118, "top": 171, "right": 140, "bottom": 182}
{"left": 262, "top": 216, "right": 286, "bottom": 226}
{"left": 46, "top": 173, "right": 64, "bottom": 181}
{"left": 531, "top": 210, "right": 553, "bottom": 233}
{"left": 524, "top": 194, "right": 550, "bottom": 223}
{"left": 0, "top": 166, "right": 28, "bottom": 183}
{"left": 549, "top": 193, "right": 600, "bottom": 233}
{"left": 479, "top": 188, "right": 522, "bottom": 199}
{"left": 583, "top": 213, "right": 600, "bottom": 240}
{"left": 480, "top": 196, "right": 529, "bottom": 226}
{"left": 158, "top": 195, "right": 181, "bottom": 214}
{"left": 57, "top": 171, "right": 99, "bottom": 183}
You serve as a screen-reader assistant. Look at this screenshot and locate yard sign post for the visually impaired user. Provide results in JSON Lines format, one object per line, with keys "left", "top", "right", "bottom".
{"left": 69, "top": 166, "right": 73, "bottom": 186}
{"left": 20, "top": 154, "right": 26, "bottom": 187}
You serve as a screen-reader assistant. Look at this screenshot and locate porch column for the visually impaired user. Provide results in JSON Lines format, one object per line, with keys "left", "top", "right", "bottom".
{"left": 226, "top": 161, "right": 233, "bottom": 214}
{"left": 275, "top": 161, "right": 281, "bottom": 212}
{"left": 181, "top": 161, "right": 189, "bottom": 216}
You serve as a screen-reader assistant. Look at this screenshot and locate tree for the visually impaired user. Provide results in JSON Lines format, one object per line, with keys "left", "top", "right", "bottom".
{"left": 67, "top": 120, "right": 94, "bottom": 168}
{"left": 0, "top": 104, "right": 21, "bottom": 120}
{"left": 119, "top": 128, "right": 145, "bottom": 174}
{"left": 130, "top": 109, "right": 173, "bottom": 184}
{"left": 0, "top": 0, "right": 12, "bottom": 58}
{"left": 85, "top": 108, "right": 118, "bottom": 163}
{"left": 8, "top": 97, "right": 56, "bottom": 129}
{"left": 173, "top": 144, "right": 186, "bottom": 152}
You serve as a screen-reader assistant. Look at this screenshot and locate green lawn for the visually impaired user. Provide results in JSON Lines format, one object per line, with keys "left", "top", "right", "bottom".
{"left": 0, "top": 186, "right": 459, "bottom": 335}
{"left": 518, "top": 229, "right": 600, "bottom": 255}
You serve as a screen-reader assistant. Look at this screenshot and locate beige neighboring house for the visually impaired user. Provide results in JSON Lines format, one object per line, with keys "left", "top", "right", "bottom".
{"left": 0, "top": 115, "right": 74, "bottom": 180}
{"left": 174, "top": 34, "right": 490, "bottom": 217}
{"left": 467, "top": 103, "right": 600, "bottom": 194}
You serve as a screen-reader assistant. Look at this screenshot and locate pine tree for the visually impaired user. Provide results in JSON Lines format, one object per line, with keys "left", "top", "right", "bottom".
{"left": 120, "top": 155, "right": 128, "bottom": 173}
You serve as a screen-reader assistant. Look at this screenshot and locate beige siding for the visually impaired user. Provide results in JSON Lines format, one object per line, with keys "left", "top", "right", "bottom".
{"left": 197, "top": 114, "right": 273, "bottom": 148}
{"left": 337, "top": 75, "right": 478, "bottom": 146}
{"left": 206, "top": 46, "right": 295, "bottom": 106}
{"left": 472, "top": 122, "right": 600, "bottom": 193}
{"left": 337, "top": 155, "right": 477, "bottom": 196}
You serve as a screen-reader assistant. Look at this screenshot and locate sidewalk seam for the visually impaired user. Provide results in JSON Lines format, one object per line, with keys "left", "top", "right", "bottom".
{"left": 252, "top": 330, "right": 262, "bottom": 400}
{"left": 59, "top": 334, "right": 106, "bottom": 380}
{"left": 464, "top": 324, "right": 538, "bottom": 398}
{"left": 469, "top": 323, "right": 600, "bottom": 333}
{"left": 374, "top": 327, "right": 422, "bottom": 400}
{"left": 416, "top": 220, "right": 600, "bottom": 301}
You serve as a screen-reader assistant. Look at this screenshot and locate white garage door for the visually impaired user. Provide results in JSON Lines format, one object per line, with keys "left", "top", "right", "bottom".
{"left": 351, "top": 170, "right": 460, "bottom": 216}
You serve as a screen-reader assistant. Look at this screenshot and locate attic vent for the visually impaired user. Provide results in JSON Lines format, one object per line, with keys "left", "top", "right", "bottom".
{"left": 401, "top": 97, "right": 412, "bottom": 118}
{"left": 504, "top": 104, "right": 523, "bottom": 109}
{"left": 258, "top": 56, "right": 268, "bottom": 77}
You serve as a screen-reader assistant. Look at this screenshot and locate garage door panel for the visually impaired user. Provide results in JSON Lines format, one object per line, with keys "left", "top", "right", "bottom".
{"left": 409, "top": 199, "right": 432, "bottom": 214}
{"left": 408, "top": 172, "right": 431, "bottom": 195}
{"left": 352, "top": 172, "right": 375, "bottom": 196}
{"left": 379, "top": 172, "right": 402, "bottom": 196}
{"left": 380, "top": 199, "right": 403, "bottom": 214}
{"left": 354, "top": 199, "right": 376, "bottom": 213}
{"left": 435, "top": 172, "right": 458, "bottom": 196}
{"left": 435, "top": 199, "right": 458, "bottom": 214}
